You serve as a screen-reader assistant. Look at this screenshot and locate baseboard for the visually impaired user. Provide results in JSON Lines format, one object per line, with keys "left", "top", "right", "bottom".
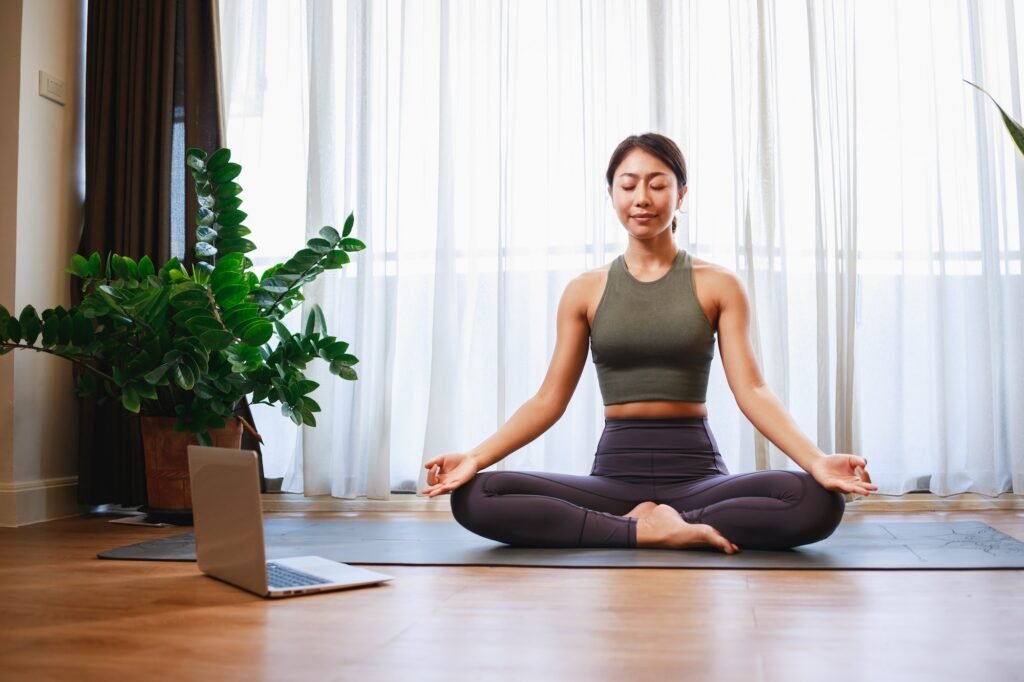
{"left": 263, "top": 491, "right": 1023, "bottom": 514}
{"left": 263, "top": 492, "right": 453, "bottom": 513}
{"left": 845, "top": 492, "right": 1023, "bottom": 512}
{"left": 0, "top": 476, "right": 83, "bottom": 527}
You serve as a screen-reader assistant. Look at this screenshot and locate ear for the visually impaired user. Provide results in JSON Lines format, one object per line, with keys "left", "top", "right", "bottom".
{"left": 676, "top": 185, "right": 688, "bottom": 209}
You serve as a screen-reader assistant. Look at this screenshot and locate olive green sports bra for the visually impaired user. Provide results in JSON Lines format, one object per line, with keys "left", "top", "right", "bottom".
{"left": 589, "top": 250, "right": 717, "bottom": 405}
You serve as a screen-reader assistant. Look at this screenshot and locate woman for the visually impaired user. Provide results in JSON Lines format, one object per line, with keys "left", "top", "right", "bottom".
{"left": 421, "top": 133, "right": 876, "bottom": 553}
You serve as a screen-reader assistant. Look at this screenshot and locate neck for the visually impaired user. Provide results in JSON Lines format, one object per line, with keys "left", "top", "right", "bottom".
{"left": 624, "top": 232, "right": 678, "bottom": 272}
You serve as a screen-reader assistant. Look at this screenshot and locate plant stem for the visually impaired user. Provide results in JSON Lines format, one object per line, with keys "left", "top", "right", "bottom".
{"left": 0, "top": 342, "right": 117, "bottom": 384}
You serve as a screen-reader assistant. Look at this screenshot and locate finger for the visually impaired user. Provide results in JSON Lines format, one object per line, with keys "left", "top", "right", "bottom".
{"left": 424, "top": 457, "right": 440, "bottom": 470}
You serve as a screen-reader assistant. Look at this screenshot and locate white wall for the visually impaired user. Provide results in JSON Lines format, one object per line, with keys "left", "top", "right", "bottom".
{"left": 0, "top": 0, "right": 83, "bottom": 527}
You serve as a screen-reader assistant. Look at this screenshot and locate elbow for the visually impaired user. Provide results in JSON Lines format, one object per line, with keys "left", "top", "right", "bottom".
{"left": 733, "top": 381, "right": 769, "bottom": 413}
{"left": 531, "top": 392, "right": 569, "bottom": 424}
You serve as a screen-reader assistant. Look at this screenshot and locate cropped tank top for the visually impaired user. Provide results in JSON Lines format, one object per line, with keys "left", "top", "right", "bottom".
{"left": 590, "top": 250, "right": 717, "bottom": 405}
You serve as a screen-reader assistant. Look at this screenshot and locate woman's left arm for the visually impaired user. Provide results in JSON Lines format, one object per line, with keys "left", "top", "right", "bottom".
{"left": 714, "top": 270, "right": 877, "bottom": 496}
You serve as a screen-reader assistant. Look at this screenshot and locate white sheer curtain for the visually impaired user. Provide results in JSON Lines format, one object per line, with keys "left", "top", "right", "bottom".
{"left": 220, "top": 0, "right": 1023, "bottom": 499}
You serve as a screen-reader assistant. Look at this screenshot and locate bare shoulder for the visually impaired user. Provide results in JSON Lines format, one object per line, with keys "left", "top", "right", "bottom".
{"left": 690, "top": 256, "right": 747, "bottom": 310}
{"left": 565, "top": 265, "right": 609, "bottom": 296}
{"left": 690, "top": 255, "right": 735, "bottom": 280}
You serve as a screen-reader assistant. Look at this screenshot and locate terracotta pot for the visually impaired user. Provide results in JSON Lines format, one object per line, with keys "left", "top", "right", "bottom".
{"left": 139, "top": 416, "right": 243, "bottom": 513}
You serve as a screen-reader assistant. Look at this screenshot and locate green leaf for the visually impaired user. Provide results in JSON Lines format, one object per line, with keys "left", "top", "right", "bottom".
{"left": 196, "top": 226, "right": 218, "bottom": 242}
{"left": 144, "top": 363, "right": 172, "bottom": 384}
{"left": 335, "top": 365, "right": 358, "bottom": 381}
{"left": 218, "top": 209, "right": 248, "bottom": 226}
{"left": 200, "top": 329, "right": 234, "bottom": 351}
{"left": 217, "top": 225, "right": 252, "bottom": 241}
{"left": 196, "top": 207, "right": 216, "bottom": 226}
{"left": 211, "top": 162, "right": 242, "bottom": 184}
{"left": 324, "top": 251, "right": 351, "bottom": 269}
{"left": 68, "top": 254, "right": 90, "bottom": 277}
{"left": 239, "top": 318, "right": 273, "bottom": 346}
{"left": 305, "top": 307, "right": 316, "bottom": 335}
{"left": 226, "top": 344, "right": 262, "bottom": 372}
{"left": 216, "top": 196, "right": 243, "bottom": 212}
{"left": 121, "top": 386, "right": 141, "bottom": 413}
{"left": 138, "top": 255, "right": 156, "bottom": 279}
{"left": 319, "top": 226, "right": 341, "bottom": 245}
{"left": 965, "top": 80, "right": 1024, "bottom": 157}
{"left": 295, "top": 380, "right": 319, "bottom": 395}
{"left": 195, "top": 242, "right": 218, "bottom": 259}
{"left": 18, "top": 306, "right": 41, "bottom": 346}
{"left": 342, "top": 212, "right": 355, "bottom": 238}
{"left": 41, "top": 315, "right": 58, "bottom": 345}
{"left": 321, "top": 340, "right": 350, "bottom": 360}
{"left": 70, "top": 314, "right": 93, "bottom": 346}
{"left": 217, "top": 238, "right": 256, "bottom": 254}
{"left": 222, "top": 303, "right": 260, "bottom": 329}
{"left": 214, "top": 182, "right": 243, "bottom": 199}
{"left": 88, "top": 252, "right": 102, "bottom": 278}
{"left": 305, "top": 237, "right": 333, "bottom": 255}
{"left": 340, "top": 238, "right": 366, "bottom": 252}
{"left": 173, "top": 360, "right": 198, "bottom": 391}
{"left": 206, "top": 148, "right": 231, "bottom": 171}
{"left": 185, "top": 148, "right": 207, "bottom": 170}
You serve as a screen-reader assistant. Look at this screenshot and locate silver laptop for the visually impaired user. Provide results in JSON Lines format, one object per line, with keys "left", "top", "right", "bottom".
{"left": 187, "top": 445, "right": 393, "bottom": 598}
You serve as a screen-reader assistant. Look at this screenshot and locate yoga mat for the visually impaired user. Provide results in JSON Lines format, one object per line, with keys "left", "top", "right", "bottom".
{"left": 97, "top": 519, "right": 1024, "bottom": 569}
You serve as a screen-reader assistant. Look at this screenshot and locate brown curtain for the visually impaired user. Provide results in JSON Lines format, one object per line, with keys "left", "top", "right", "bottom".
{"left": 77, "top": 0, "right": 263, "bottom": 508}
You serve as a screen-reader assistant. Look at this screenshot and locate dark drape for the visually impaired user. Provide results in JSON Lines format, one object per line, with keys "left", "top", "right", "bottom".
{"left": 77, "top": 0, "right": 262, "bottom": 507}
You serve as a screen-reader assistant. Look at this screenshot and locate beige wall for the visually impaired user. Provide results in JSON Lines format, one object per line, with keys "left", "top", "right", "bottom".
{"left": 0, "top": 0, "right": 83, "bottom": 526}
{"left": 0, "top": 0, "right": 24, "bottom": 521}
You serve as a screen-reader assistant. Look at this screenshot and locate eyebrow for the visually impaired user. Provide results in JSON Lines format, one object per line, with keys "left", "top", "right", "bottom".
{"left": 617, "top": 172, "right": 668, "bottom": 180}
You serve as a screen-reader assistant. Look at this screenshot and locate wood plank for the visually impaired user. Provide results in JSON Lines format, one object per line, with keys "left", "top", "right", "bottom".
{"left": 1, "top": 511, "right": 1021, "bottom": 681}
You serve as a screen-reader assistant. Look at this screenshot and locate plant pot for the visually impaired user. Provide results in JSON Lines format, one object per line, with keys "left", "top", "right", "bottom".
{"left": 139, "top": 415, "right": 243, "bottom": 524}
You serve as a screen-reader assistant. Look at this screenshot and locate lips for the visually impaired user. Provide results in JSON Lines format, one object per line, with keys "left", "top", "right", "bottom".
{"left": 631, "top": 213, "right": 657, "bottom": 220}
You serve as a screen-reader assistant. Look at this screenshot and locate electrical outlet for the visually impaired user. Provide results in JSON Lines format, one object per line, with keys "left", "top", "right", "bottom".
{"left": 38, "top": 70, "right": 66, "bottom": 106}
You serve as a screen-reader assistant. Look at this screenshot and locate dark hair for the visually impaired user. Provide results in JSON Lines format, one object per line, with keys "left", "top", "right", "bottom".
{"left": 605, "top": 133, "right": 688, "bottom": 189}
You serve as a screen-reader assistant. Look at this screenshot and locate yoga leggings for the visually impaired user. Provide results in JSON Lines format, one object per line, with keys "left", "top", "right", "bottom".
{"left": 450, "top": 417, "right": 845, "bottom": 550}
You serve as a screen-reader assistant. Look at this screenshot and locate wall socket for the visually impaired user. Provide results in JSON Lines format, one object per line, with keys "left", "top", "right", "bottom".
{"left": 38, "top": 71, "right": 66, "bottom": 106}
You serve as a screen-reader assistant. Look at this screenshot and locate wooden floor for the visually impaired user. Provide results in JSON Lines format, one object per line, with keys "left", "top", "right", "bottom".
{"left": 2, "top": 510, "right": 1023, "bottom": 682}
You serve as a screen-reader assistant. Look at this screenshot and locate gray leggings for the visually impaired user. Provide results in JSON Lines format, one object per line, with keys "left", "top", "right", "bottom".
{"left": 450, "top": 417, "right": 845, "bottom": 550}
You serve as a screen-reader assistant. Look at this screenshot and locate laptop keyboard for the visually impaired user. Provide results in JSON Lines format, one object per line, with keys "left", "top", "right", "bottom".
{"left": 266, "top": 562, "right": 331, "bottom": 589}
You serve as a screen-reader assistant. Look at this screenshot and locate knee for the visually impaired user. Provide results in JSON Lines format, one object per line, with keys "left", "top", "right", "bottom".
{"left": 793, "top": 473, "right": 845, "bottom": 546}
{"left": 449, "top": 472, "right": 489, "bottom": 530}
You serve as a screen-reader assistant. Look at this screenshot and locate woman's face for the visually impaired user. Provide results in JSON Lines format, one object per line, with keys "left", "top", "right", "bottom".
{"left": 608, "top": 148, "right": 687, "bottom": 239}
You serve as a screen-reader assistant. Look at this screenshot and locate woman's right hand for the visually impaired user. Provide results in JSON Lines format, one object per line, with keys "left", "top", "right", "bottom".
{"left": 421, "top": 453, "right": 481, "bottom": 497}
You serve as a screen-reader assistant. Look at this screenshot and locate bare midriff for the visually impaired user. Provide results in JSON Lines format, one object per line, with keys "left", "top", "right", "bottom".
{"left": 604, "top": 400, "right": 708, "bottom": 419}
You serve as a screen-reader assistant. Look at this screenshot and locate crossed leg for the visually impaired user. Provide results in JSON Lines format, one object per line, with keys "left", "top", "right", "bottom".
{"left": 450, "top": 469, "right": 844, "bottom": 552}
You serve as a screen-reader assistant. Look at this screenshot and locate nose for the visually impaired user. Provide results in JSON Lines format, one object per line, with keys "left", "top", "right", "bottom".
{"left": 634, "top": 184, "right": 651, "bottom": 207}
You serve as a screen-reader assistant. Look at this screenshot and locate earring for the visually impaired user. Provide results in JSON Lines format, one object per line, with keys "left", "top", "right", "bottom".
{"left": 671, "top": 216, "right": 677, "bottom": 234}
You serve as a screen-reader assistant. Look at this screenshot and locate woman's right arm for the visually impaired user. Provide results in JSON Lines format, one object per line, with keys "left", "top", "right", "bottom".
{"left": 421, "top": 274, "right": 594, "bottom": 496}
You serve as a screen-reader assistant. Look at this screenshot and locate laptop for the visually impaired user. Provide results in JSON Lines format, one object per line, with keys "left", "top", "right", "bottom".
{"left": 187, "top": 445, "right": 394, "bottom": 598}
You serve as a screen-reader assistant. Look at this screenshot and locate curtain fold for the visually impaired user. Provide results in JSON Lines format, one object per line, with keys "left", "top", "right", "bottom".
{"left": 78, "top": 0, "right": 233, "bottom": 506}
{"left": 220, "top": 0, "right": 1024, "bottom": 499}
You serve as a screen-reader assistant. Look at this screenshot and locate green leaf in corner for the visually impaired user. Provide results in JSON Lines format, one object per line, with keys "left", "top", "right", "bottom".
{"left": 68, "top": 254, "right": 90, "bottom": 278}
{"left": 185, "top": 148, "right": 207, "bottom": 170}
{"left": 18, "top": 306, "right": 41, "bottom": 346}
{"left": 965, "top": 79, "right": 1024, "bottom": 157}
{"left": 121, "top": 386, "right": 141, "bottom": 413}
{"left": 342, "top": 212, "right": 355, "bottom": 237}
{"left": 319, "top": 225, "right": 341, "bottom": 245}
{"left": 138, "top": 255, "right": 156, "bottom": 279}
{"left": 206, "top": 148, "right": 231, "bottom": 171}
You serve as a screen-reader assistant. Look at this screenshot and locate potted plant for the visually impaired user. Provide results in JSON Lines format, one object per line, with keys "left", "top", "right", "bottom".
{"left": 965, "top": 80, "right": 1024, "bottom": 157}
{"left": 0, "top": 147, "right": 364, "bottom": 519}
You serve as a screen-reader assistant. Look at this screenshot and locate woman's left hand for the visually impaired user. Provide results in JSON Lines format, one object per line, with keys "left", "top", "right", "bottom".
{"left": 809, "top": 454, "right": 878, "bottom": 496}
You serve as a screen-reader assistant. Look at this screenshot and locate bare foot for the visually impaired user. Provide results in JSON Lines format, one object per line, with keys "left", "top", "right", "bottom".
{"left": 624, "top": 501, "right": 658, "bottom": 519}
{"left": 635, "top": 504, "right": 740, "bottom": 554}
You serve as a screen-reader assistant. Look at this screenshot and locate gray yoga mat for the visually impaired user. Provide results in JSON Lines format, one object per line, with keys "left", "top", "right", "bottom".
{"left": 97, "top": 518, "right": 1024, "bottom": 569}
